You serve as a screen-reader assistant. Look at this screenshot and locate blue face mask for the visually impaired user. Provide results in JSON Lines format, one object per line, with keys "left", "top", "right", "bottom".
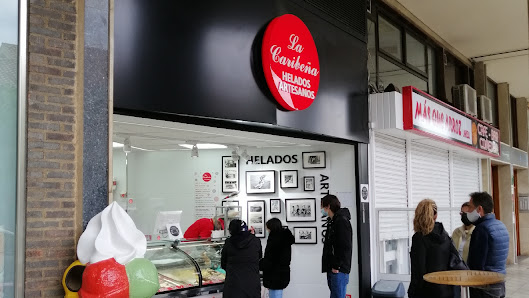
{"left": 321, "top": 208, "right": 328, "bottom": 217}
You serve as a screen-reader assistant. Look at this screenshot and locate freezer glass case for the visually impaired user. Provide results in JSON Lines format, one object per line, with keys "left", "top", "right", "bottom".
{"left": 145, "top": 240, "right": 226, "bottom": 294}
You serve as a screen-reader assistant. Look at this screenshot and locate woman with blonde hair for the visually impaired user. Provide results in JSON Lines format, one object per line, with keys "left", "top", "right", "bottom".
{"left": 408, "top": 199, "right": 453, "bottom": 298}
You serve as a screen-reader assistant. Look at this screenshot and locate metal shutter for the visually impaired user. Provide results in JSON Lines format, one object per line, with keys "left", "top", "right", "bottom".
{"left": 374, "top": 133, "right": 408, "bottom": 240}
{"left": 452, "top": 153, "right": 480, "bottom": 230}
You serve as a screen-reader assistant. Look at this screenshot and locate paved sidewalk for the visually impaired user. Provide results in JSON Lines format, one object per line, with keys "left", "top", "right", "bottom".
{"left": 505, "top": 256, "right": 529, "bottom": 298}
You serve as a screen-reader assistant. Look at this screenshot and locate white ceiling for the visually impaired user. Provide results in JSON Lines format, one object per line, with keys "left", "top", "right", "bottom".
{"left": 113, "top": 115, "right": 329, "bottom": 151}
{"left": 396, "top": 0, "right": 529, "bottom": 99}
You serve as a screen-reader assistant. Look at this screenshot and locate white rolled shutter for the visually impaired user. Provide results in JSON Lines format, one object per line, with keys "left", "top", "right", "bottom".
{"left": 374, "top": 133, "right": 408, "bottom": 241}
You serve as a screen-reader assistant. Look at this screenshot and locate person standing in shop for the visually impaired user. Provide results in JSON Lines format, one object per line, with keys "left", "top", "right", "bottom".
{"left": 221, "top": 219, "right": 262, "bottom": 298}
{"left": 321, "top": 194, "right": 353, "bottom": 298}
{"left": 183, "top": 216, "right": 224, "bottom": 240}
{"left": 260, "top": 218, "right": 295, "bottom": 298}
{"left": 408, "top": 199, "right": 453, "bottom": 298}
{"left": 466, "top": 192, "right": 509, "bottom": 298}
{"left": 452, "top": 202, "right": 475, "bottom": 298}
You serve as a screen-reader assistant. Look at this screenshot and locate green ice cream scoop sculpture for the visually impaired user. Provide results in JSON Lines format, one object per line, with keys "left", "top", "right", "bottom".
{"left": 76, "top": 202, "right": 160, "bottom": 297}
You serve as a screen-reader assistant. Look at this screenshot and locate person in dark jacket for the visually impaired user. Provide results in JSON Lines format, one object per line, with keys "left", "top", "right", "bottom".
{"left": 408, "top": 199, "right": 453, "bottom": 298}
{"left": 467, "top": 192, "right": 509, "bottom": 298}
{"left": 221, "top": 219, "right": 262, "bottom": 298}
{"left": 321, "top": 194, "right": 353, "bottom": 298}
{"left": 259, "top": 218, "right": 295, "bottom": 298}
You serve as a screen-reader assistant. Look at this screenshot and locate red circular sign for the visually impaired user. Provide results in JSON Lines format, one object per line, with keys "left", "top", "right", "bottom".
{"left": 202, "top": 173, "right": 212, "bottom": 182}
{"left": 262, "top": 14, "right": 320, "bottom": 111}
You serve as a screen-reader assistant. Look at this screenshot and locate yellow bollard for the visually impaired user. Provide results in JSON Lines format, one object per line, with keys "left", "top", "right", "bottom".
{"left": 62, "top": 260, "right": 86, "bottom": 298}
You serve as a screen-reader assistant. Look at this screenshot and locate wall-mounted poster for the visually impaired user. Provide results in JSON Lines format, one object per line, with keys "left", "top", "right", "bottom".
{"left": 222, "top": 156, "right": 239, "bottom": 193}
{"left": 246, "top": 170, "right": 276, "bottom": 194}
{"left": 280, "top": 170, "right": 298, "bottom": 189}
{"left": 302, "top": 151, "right": 326, "bottom": 169}
{"left": 270, "top": 199, "right": 281, "bottom": 213}
{"left": 303, "top": 176, "right": 315, "bottom": 191}
{"left": 285, "top": 198, "right": 316, "bottom": 222}
{"left": 247, "top": 200, "right": 266, "bottom": 238}
{"left": 293, "top": 227, "right": 317, "bottom": 244}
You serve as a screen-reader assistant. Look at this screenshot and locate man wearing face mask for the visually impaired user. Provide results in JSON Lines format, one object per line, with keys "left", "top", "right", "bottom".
{"left": 466, "top": 192, "right": 509, "bottom": 298}
{"left": 321, "top": 194, "right": 353, "bottom": 298}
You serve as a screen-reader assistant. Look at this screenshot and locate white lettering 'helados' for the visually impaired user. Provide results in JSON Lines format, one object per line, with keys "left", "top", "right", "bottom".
{"left": 270, "top": 45, "right": 319, "bottom": 77}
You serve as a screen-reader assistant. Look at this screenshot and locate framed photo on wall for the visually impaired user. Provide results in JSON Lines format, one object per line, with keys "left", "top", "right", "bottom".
{"left": 246, "top": 170, "right": 276, "bottom": 194}
{"left": 293, "top": 227, "right": 317, "bottom": 244}
{"left": 285, "top": 198, "right": 316, "bottom": 222}
{"left": 270, "top": 199, "right": 281, "bottom": 213}
{"left": 280, "top": 170, "right": 298, "bottom": 189}
{"left": 303, "top": 176, "right": 315, "bottom": 191}
{"left": 222, "top": 156, "right": 239, "bottom": 193}
{"left": 247, "top": 200, "right": 266, "bottom": 238}
{"left": 302, "top": 151, "right": 326, "bottom": 169}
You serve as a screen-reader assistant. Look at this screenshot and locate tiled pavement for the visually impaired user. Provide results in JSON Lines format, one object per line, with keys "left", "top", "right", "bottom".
{"left": 505, "top": 256, "right": 529, "bottom": 298}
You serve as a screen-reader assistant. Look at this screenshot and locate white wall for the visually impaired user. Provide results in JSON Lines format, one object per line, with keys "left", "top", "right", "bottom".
{"left": 112, "top": 144, "right": 358, "bottom": 296}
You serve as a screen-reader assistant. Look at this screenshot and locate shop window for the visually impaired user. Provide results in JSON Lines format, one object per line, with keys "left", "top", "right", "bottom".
{"left": 511, "top": 95, "right": 519, "bottom": 148}
{"left": 378, "top": 56, "right": 427, "bottom": 92}
{"left": 368, "top": 19, "right": 377, "bottom": 89}
{"left": 378, "top": 16, "right": 402, "bottom": 62}
{"left": 486, "top": 79, "right": 499, "bottom": 128}
{"left": 405, "top": 33, "right": 426, "bottom": 73}
{"left": 427, "top": 46, "right": 437, "bottom": 97}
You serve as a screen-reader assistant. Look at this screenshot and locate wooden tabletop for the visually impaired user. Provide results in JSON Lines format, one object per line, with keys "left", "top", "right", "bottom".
{"left": 424, "top": 270, "right": 505, "bottom": 287}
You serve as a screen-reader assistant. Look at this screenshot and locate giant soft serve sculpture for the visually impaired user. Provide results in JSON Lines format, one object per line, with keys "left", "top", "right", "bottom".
{"left": 77, "top": 202, "right": 159, "bottom": 298}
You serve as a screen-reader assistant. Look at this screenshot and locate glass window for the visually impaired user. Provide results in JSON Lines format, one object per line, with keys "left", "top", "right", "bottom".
{"left": 0, "top": 0, "right": 19, "bottom": 296}
{"left": 378, "top": 57, "right": 427, "bottom": 92}
{"left": 427, "top": 47, "right": 437, "bottom": 96}
{"left": 486, "top": 79, "right": 498, "bottom": 127}
{"left": 368, "top": 19, "right": 377, "bottom": 88}
{"left": 405, "top": 33, "right": 426, "bottom": 72}
{"left": 511, "top": 95, "right": 519, "bottom": 148}
{"left": 378, "top": 16, "right": 402, "bottom": 61}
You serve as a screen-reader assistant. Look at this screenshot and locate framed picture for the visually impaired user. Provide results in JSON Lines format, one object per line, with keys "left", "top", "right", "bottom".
{"left": 247, "top": 200, "right": 266, "bottom": 238}
{"left": 303, "top": 176, "right": 315, "bottom": 191}
{"left": 246, "top": 170, "right": 276, "bottom": 194}
{"left": 280, "top": 170, "right": 298, "bottom": 189}
{"left": 302, "top": 151, "right": 326, "bottom": 169}
{"left": 285, "top": 198, "right": 316, "bottom": 222}
{"left": 222, "top": 156, "right": 239, "bottom": 193}
{"left": 293, "top": 227, "right": 317, "bottom": 244}
{"left": 270, "top": 199, "right": 282, "bottom": 213}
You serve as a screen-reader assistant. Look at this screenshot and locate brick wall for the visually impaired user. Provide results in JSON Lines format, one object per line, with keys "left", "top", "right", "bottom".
{"left": 26, "top": 0, "right": 82, "bottom": 296}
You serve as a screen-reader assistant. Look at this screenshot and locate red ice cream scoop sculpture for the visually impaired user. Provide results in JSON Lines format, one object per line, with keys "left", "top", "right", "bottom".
{"left": 78, "top": 258, "right": 129, "bottom": 298}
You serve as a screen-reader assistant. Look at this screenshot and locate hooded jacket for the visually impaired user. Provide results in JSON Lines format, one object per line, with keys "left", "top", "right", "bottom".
{"left": 467, "top": 213, "right": 509, "bottom": 275}
{"left": 408, "top": 222, "right": 453, "bottom": 298}
{"left": 259, "top": 227, "right": 295, "bottom": 289}
{"left": 221, "top": 231, "right": 262, "bottom": 298}
{"left": 322, "top": 208, "right": 353, "bottom": 274}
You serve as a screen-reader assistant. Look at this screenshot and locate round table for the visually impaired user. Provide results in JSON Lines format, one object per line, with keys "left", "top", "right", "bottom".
{"left": 424, "top": 270, "right": 505, "bottom": 298}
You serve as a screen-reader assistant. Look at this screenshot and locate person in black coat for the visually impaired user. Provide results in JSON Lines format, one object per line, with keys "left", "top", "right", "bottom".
{"left": 408, "top": 199, "right": 453, "bottom": 298}
{"left": 259, "top": 218, "right": 295, "bottom": 298}
{"left": 321, "top": 194, "right": 353, "bottom": 298}
{"left": 221, "top": 219, "right": 262, "bottom": 298}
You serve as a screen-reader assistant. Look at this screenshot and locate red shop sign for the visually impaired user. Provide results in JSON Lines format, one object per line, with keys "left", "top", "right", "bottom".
{"left": 202, "top": 173, "right": 212, "bottom": 182}
{"left": 262, "top": 14, "right": 320, "bottom": 111}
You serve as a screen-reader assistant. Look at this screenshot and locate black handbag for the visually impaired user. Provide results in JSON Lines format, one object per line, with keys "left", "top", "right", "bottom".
{"left": 449, "top": 241, "right": 469, "bottom": 270}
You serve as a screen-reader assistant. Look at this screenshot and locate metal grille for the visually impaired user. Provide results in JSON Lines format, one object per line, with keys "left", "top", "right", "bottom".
{"left": 305, "top": 0, "right": 367, "bottom": 40}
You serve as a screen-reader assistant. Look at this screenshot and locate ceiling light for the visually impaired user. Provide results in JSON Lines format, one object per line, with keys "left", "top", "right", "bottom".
{"left": 180, "top": 143, "right": 227, "bottom": 150}
{"left": 191, "top": 144, "right": 199, "bottom": 158}
{"left": 123, "top": 138, "right": 132, "bottom": 153}
{"left": 113, "top": 142, "right": 124, "bottom": 148}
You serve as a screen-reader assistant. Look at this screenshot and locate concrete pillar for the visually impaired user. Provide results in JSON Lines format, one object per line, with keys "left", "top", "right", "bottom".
{"left": 516, "top": 97, "right": 529, "bottom": 152}
{"left": 474, "top": 62, "right": 487, "bottom": 96}
{"left": 497, "top": 83, "right": 512, "bottom": 145}
{"left": 497, "top": 165, "right": 514, "bottom": 264}
{"left": 481, "top": 159, "right": 491, "bottom": 193}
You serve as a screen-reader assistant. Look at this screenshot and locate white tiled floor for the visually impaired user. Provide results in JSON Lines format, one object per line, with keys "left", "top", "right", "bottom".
{"left": 505, "top": 256, "right": 529, "bottom": 298}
